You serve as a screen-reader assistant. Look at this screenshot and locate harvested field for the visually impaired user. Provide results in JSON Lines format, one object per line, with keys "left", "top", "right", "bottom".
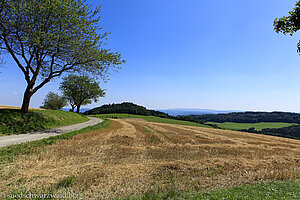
{"left": 0, "top": 105, "right": 45, "bottom": 110}
{"left": 1, "top": 118, "right": 300, "bottom": 199}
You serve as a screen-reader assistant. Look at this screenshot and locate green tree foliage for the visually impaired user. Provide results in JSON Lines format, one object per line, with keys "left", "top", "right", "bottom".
{"left": 40, "top": 92, "right": 67, "bottom": 110}
{"left": 274, "top": 1, "right": 300, "bottom": 54}
{"left": 239, "top": 125, "right": 300, "bottom": 140}
{"left": 190, "top": 112, "right": 300, "bottom": 123}
{"left": 0, "top": 0, "right": 125, "bottom": 113}
{"left": 84, "top": 102, "right": 170, "bottom": 117}
{"left": 261, "top": 125, "right": 300, "bottom": 140}
{"left": 189, "top": 112, "right": 300, "bottom": 140}
{"left": 60, "top": 75, "right": 105, "bottom": 113}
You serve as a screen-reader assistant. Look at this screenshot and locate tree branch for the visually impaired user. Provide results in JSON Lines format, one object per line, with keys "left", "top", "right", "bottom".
{"left": 16, "top": 30, "right": 29, "bottom": 65}
{"left": 2, "top": 33, "right": 30, "bottom": 83}
{"left": 27, "top": 54, "right": 34, "bottom": 74}
{"left": 32, "top": 77, "right": 51, "bottom": 94}
{"left": 30, "top": 47, "right": 42, "bottom": 84}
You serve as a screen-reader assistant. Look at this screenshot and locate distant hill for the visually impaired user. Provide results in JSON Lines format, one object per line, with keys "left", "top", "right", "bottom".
{"left": 84, "top": 102, "right": 170, "bottom": 118}
{"left": 189, "top": 111, "right": 300, "bottom": 140}
{"left": 190, "top": 111, "right": 300, "bottom": 123}
{"left": 158, "top": 108, "right": 242, "bottom": 116}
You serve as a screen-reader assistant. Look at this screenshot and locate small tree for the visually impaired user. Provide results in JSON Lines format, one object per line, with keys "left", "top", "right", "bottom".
{"left": 60, "top": 75, "right": 105, "bottom": 113}
{"left": 0, "top": 0, "right": 124, "bottom": 113}
{"left": 41, "top": 92, "right": 67, "bottom": 110}
{"left": 274, "top": 1, "right": 300, "bottom": 54}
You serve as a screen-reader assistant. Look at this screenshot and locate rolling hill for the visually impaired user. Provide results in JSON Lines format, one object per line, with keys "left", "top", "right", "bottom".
{"left": 84, "top": 102, "right": 170, "bottom": 118}
{"left": 190, "top": 111, "right": 300, "bottom": 123}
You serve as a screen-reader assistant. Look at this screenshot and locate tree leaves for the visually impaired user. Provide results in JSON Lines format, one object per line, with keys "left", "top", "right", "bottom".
{"left": 0, "top": 0, "right": 125, "bottom": 112}
{"left": 274, "top": 1, "right": 300, "bottom": 54}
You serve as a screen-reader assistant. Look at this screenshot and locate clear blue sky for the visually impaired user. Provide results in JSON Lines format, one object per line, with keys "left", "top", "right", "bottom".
{"left": 1, "top": 0, "right": 300, "bottom": 112}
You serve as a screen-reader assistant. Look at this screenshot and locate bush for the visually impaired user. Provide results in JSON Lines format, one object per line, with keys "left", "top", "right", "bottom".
{"left": 40, "top": 92, "right": 67, "bottom": 110}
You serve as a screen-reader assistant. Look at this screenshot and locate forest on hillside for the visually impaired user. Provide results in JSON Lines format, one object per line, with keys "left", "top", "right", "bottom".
{"left": 190, "top": 112, "right": 300, "bottom": 140}
{"left": 190, "top": 112, "right": 300, "bottom": 123}
{"left": 84, "top": 102, "right": 170, "bottom": 117}
{"left": 240, "top": 125, "right": 300, "bottom": 140}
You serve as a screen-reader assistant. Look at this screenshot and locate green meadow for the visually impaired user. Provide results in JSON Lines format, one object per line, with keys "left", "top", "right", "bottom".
{"left": 123, "top": 180, "right": 300, "bottom": 200}
{"left": 206, "top": 122, "right": 297, "bottom": 131}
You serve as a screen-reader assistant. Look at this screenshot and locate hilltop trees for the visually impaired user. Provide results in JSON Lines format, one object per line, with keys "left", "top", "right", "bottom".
{"left": 188, "top": 111, "right": 300, "bottom": 123}
{"left": 84, "top": 102, "right": 170, "bottom": 117}
{"left": 0, "top": 0, "right": 124, "bottom": 113}
{"left": 60, "top": 75, "right": 105, "bottom": 113}
{"left": 274, "top": 1, "right": 300, "bottom": 54}
{"left": 40, "top": 92, "right": 67, "bottom": 110}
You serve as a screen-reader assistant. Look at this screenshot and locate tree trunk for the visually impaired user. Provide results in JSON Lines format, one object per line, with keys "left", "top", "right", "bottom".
{"left": 70, "top": 104, "right": 76, "bottom": 112}
{"left": 20, "top": 87, "right": 33, "bottom": 113}
{"left": 76, "top": 104, "right": 81, "bottom": 113}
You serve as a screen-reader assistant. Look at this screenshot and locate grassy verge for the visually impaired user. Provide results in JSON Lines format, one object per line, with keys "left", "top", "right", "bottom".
{"left": 122, "top": 180, "right": 300, "bottom": 200}
{"left": 0, "top": 119, "right": 110, "bottom": 165}
{"left": 91, "top": 113, "right": 211, "bottom": 128}
{"left": 0, "top": 109, "right": 89, "bottom": 135}
{"left": 32, "top": 109, "right": 89, "bottom": 127}
{"left": 206, "top": 122, "right": 296, "bottom": 131}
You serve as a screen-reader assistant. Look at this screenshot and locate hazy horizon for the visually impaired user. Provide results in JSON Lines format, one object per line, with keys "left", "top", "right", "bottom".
{"left": 60, "top": 104, "right": 300, "bottom": 114}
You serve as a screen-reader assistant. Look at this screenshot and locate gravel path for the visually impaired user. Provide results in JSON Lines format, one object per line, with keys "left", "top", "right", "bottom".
{"left": 0, "top": 117, "right": 103, "bottom": 147}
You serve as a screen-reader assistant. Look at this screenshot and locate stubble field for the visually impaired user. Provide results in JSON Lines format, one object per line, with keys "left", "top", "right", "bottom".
{"left": 1, "top": 118, "right": 300, "bottom": 199}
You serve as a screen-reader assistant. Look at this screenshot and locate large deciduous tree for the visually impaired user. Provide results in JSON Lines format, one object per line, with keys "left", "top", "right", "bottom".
{"left": 274, "top": 1, "right": 300, "bottom": 54}
{"left": 0, "top": 0, "right": 124, "bottom": 113}
{"left": 60, "top": 74, "right": 105, "bottom": 113}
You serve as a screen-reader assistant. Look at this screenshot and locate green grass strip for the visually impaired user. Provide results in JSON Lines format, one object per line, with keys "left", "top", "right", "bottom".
{"left": 32, "top": 109, "right": 89, "bottom": 127}
{"left": 207, "top": 122, "right": 297, "bottom": 131}
{"left": 120, "top": 180, "right": 300, "bottom": 200}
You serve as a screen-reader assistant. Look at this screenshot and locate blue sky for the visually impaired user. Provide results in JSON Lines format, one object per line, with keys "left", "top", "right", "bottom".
{"left": 1, "top": 0, "right": 300, "bottom": 111}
